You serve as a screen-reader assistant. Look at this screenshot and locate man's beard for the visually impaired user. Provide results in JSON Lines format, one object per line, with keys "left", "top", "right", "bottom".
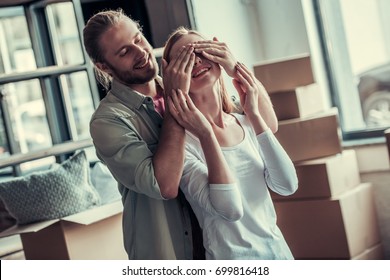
{"left": 107, "top": 59, "right": 159, "bottom": 85}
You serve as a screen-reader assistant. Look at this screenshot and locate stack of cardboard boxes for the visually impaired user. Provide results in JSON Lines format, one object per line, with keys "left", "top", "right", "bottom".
{"left": 254, "top": 54, "right": 383, "bottom": 259}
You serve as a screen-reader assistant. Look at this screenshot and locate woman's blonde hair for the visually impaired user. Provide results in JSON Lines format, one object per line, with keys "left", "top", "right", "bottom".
{"left": 163, "top": 27, "right": 235, "bottom": 113}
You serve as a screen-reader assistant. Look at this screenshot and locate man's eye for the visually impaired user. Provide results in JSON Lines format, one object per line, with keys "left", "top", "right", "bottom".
{"left": 119, "top": 49, "right": 128, "bottom": 57}
{"left": 135, "top": 36, "right": 142, "bottom": 44}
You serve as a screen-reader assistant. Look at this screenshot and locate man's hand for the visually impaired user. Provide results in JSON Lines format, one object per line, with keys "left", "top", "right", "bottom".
{"left": 162, "top": 45, "right": 195, "bottom": 100}
{"left": 192, "top": 38, "right": 237, "bottom": 77}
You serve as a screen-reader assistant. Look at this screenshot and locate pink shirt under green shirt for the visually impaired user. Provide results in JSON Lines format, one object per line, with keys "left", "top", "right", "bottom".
{"left": 153, "top": 89, "right": 165, "bottom": 117}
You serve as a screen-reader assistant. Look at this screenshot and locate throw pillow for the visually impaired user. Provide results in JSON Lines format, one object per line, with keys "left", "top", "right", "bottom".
{"left": 90, "top": 162, "right": 121, "bottom": 205}
{"left": 0, "top": 198, "right": 16, "bottom": 232}
{"left": 0, "top": 150, "right": 101, "bottom": 225}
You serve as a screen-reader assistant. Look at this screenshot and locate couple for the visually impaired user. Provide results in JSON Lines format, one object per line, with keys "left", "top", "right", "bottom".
{"left": 83, "top": 9, "right": 298, "bottom": 260}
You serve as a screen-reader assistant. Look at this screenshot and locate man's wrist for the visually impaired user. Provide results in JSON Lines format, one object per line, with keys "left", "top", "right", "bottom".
{"left": 163, "top": 111, "right": 185, "bottom": 131}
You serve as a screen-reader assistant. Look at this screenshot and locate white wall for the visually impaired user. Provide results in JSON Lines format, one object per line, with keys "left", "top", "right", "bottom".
{"left": 191, "top": 0, "right": 261, "bottom": 95}
{"left": 254, "top": 0, "right": 310, "bottom": 60}
{"left": 192, "top": 0, "right": 259, "bottom": 67}
{"left": 192, "top": 0, "right": 310, "bottom": 65}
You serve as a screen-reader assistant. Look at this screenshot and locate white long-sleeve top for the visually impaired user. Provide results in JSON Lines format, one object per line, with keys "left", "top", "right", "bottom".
{"left": 180, "top": 113, "right": 298, "bottom": 260}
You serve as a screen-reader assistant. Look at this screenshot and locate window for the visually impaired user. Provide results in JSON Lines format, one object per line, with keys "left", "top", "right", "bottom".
{"left": 0, "top": 0, "right": 195, "bottom": 175}
{"left": 0, "top": 1, "right": 99, "bottom": 174}
{"left": 46, "top": 2, "right": 85, "bottom": 66}
{"left": 314, "top": 0, "right": 390, "bottom": 140}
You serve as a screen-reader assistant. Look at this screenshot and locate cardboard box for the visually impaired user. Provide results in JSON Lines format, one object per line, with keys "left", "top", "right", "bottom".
{"left": 272, "top": 149, "right": 360, "bottom": 200}
{"left": 254, "top": 54, "right": 314, "bottom": 93}
{"left": 0, "top": 201, "right": 127, "bottom": 260}
{"left": 270, "top": 83, "right": 328, "bottom": 121}
{"left": 275, "top": 108, "right": 342, "bottom": 162}
{"left": 0, "top": 235, "right": 23, "bottom": 259}
{"left": 352, "top": 243, "right": 384, "bottom": 260}
{"left": 274, "top": 183, "right": 381, "bottom": 259}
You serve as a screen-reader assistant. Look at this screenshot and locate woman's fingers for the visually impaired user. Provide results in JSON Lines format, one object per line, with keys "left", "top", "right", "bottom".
{"left": 235, "top": 65, "right": 251, "bottom": 89}
{"left": 167, "top": 96, "right": 177, "bottom": 114}
{"left": 170, "top": 89, "right": 189, "bottom": 113}
{"left": 183, "top": 90, "right": 196, "bottom": 111}
{"left": 236, "top": 63, "right": 255, "bottom": 85}
{"left": 232, "top": 79, "right": 246, "bottom": 105}
{"left": 170, "top": 89, "right": 182, "bottom": 112}
{"left": 232, "top": 78, "right": 244, "bottom": 96}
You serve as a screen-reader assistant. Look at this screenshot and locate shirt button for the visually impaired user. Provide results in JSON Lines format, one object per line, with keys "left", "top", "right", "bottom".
{"left": 184, "top": 231, "right": 189, "bottom": 235}
{"left": 146, "top": 97, "right": 152, "bottom": 103}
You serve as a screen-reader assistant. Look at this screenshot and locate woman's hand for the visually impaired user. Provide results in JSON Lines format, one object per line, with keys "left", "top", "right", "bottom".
{"left": 232, "top": 62, "right": 259, "bottom": 115}
{"left": 192, "top": 38, "right": 237, "bottom": 77}
{"left": 232, "top": 62, "right": 269, "bottom": 133}
{"left": 167, "top": 89, "right": 213, "bottom": 139}
{"left": 162, "top": 45, "right": 195, "bottom": 100}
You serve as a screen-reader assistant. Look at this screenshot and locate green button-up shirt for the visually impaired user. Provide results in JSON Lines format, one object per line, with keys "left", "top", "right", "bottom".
{"left": 90, "top": 78, "right": 194, "bottom": 259}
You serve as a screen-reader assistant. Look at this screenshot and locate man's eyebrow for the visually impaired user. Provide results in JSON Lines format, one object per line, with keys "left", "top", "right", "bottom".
{"left": 113, "top": 32, "right": 141, "bottom": 55}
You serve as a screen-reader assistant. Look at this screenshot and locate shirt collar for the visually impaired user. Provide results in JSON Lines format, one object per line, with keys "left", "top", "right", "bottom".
{"left": 110, "top": 77, "right": 164, "bottom": 109}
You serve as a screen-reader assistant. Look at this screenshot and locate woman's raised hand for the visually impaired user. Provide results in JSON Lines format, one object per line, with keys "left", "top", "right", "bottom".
{"left": 167, "top": 89, "right": 212, "bottom": 138}
{"left": 232, "top": 62, "right": 260, "bottom": 116}
{"left": 192, "top": 38, "right": 237, "bottom": 77}
{"left": 232, "top": 62, "right": 269, "bottom": 134}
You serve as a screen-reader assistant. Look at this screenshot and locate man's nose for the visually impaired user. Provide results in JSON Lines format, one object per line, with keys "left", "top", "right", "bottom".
{"left": 132, "top": 44, "right": 146, "bottom": 56}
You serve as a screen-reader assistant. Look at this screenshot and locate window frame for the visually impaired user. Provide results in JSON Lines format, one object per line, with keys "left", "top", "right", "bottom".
{"left": 0, "top": 0, "right": 197, "bottom": 175}
{"left": 312, "top": 0, "right": 390, "bottom": 143}
{"left": 0, "top": 0, "right": 99, "bottom": 175}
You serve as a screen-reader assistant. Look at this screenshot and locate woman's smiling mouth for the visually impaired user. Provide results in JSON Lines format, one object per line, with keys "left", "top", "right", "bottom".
{"left": 192, "top": 66, "right": 210, "bottom": 78}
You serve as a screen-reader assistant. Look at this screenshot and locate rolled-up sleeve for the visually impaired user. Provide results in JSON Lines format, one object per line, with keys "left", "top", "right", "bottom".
{"left": 90, "top": 116, "right": 163, "bottom": 200}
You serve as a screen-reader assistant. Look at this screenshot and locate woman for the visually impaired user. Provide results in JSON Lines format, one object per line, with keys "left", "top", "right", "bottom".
{"left": 162, "top": 27, "right": 298, "bottom": 260}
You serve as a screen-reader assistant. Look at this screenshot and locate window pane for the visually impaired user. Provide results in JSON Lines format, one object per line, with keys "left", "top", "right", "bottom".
{"left": 2, "top": 79, "right": 52, "bottom": 152}
{"left": 341, "top": 0, "right": 390, "bottom": 129}
{"left": 60, "top": 71, "right": 95, "bottom": 140}
{"left": 0, "top": 11, "right": 37, "bottom": 74}
{"left": 46, "top": 2, "right": 84, "bottom": 66}
{"left": 319, "top": 0, "right": 390, "bottom": 133}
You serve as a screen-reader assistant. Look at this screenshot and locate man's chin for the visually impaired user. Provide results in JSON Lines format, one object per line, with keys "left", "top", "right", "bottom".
{"left": 122, "top": 72, "right": 157, "bottom": 85}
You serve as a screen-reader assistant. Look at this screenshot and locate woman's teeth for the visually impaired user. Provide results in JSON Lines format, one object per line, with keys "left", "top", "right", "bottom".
{"left": 193, "top": 68, "right": 208, "bottom": 78}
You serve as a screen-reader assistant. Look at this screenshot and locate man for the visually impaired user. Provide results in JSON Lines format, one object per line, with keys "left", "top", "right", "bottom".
{"left": 83, "top": 9, "right": 202, "bottom": 260}
{"left": 83, "top": 9, "right": 278, "bottom": 260}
